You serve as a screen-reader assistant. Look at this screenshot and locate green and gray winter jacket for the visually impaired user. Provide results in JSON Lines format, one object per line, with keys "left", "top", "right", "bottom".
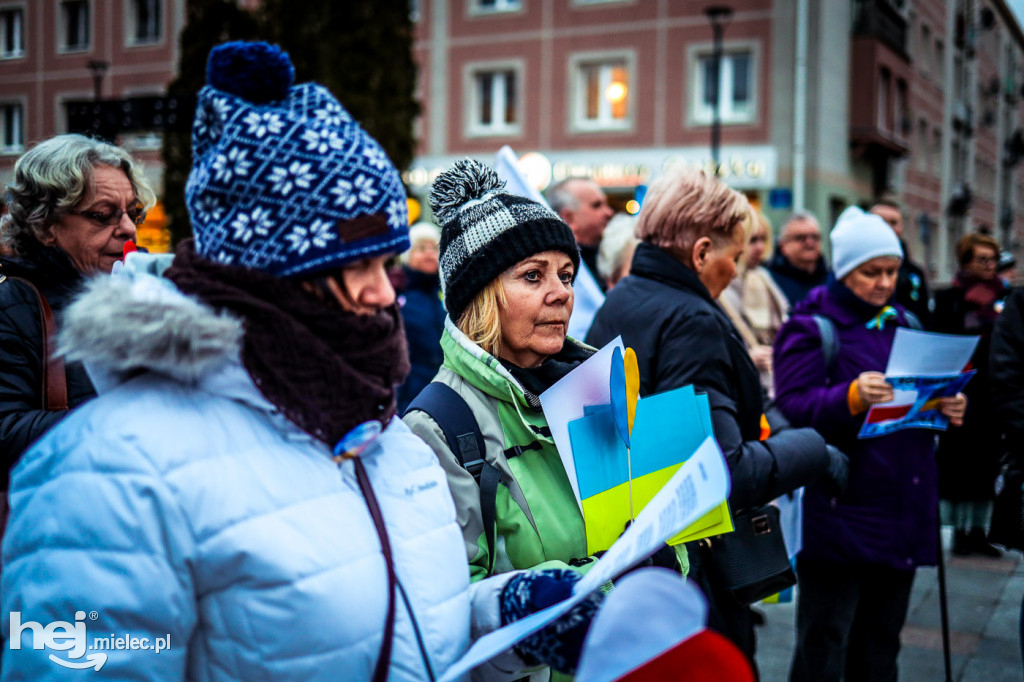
{"left": 404, "top": 318, "right": 592, "bottom": 582}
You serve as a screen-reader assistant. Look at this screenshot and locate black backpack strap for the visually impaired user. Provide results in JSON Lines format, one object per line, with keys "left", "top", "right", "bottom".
{"left": 812, "top": 314, "right": 838, "bottom": 372}
{"left": 405, "top": 382, "right": 499, "bottom": 574}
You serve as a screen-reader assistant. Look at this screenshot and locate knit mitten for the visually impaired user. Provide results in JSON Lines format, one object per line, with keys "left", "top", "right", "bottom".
{"left": 499, "top": 569, "right": 603, "bottom": 675}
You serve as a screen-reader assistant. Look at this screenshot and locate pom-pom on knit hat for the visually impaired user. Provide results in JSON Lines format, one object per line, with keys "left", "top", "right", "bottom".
{"left": 430, "top": 159, "right": 579, "bottom": 323}
{"left": 830, "top": 206, "right": 903, "bottom": 279}
{"left": 186, "top": 41, "right": 410, "bottom": 277}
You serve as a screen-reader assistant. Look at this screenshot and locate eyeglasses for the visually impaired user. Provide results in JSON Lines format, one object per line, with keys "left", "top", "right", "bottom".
{"left": 972, "top": 256, "right": 998, "bottom": 265}
{"left": 71, "top": 204, "right": 146, "bottom": 227}
{"left": 786, "top": 233, "right": 821, "bottom": 244}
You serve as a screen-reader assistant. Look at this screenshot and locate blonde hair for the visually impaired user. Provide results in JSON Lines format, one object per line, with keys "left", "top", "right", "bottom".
{"left": 636, "top": 167, "right": 752, "bottom": 260}
{"left": 598, "top": 213, "right": 639, "bottom": 283}
{"left": 456, "top": 277, "right": 508, "bottom": 358}
{"left": 754, "top": 210, "right": 774, "bottom": 259}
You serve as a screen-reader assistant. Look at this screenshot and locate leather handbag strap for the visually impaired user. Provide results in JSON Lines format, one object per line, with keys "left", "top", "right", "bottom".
{"left": 6, "top": 276, "right": 68, "bottom": 410}
{"left": 354, "top": 457, "right": 397, "bottom": 682}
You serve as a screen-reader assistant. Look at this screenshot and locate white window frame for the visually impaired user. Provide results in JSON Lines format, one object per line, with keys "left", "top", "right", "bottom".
{"left": 568, "top": 49, "right": 635, "bottom": 133}
{"left": 58, "top": 0, "right": 91, "bottom": 53}
{"left": 571, "top": 0, "right": 634, "bottom": 6}
{"left": 0, "top": 5, "right": 25, "bottom": 60}
{"left": 687, "top": 41, "right": 759, "bottom": 127}
{"left": 126, "top": 0, "right": 161, "bottom": 46}
{"left": 468, "top": 0, "right": 522, "bottom": 16}
{"left": 463, "top": 59, "right": 524, "bottom": 138}
{"left": 0, "top": 100, "right": 26, "bottom": 155}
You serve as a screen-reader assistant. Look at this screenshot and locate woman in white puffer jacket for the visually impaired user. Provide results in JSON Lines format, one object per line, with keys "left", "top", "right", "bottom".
{"left": 0, "top": 42, "right": 600, "bottom": 682}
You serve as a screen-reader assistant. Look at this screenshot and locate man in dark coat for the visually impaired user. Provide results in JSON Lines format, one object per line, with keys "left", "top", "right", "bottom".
{"left": 586, "top": 167, "right": 844, "bottom": 668}
{"left": 547, "top": 177, "right": 614, "bottom": 290}
{"left": 870, "top": 200, "right": 931, "bottom": 327}
{"left": 767, "top": 211, "right": 829, "bottom": 307}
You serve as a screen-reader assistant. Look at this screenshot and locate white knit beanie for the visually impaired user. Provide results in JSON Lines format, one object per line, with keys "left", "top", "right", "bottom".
{"left": 830, "top": 206, "right": 903, "bottom": 279}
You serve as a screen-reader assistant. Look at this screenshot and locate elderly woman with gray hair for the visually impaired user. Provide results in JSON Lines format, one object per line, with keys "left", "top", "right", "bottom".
{"left": 0, "top": 133, "right": 154, "bottom": 470}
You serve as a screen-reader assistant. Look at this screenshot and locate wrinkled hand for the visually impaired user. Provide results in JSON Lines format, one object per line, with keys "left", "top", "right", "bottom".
{"left": 939, "top": 392, "right": 968, "bottom": 427}
{"left": 750, "top": 345, "right": 773, "bottom": 372}
{"left": 500, "top": 569, "right": 603, "bottom": 675}
{"left": 856, "top": 371, "right": 894, "bottom": 405}
{"left": 824, "top": 444, "right": 849, "bottom": 497}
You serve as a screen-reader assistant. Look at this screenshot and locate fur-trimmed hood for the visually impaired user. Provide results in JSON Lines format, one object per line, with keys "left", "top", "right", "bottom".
{"left": 58, "top": 255, "right": 245, "bottom": 392}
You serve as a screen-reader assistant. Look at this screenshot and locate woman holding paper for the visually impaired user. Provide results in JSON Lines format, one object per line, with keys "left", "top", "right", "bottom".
{"left": 2, "top": 44, "right": 602, "bottom": 681}
{"left": 773, "top": 207, "right": 967, "bottom": 682}
{"left": 586, "top": 167, "right": 847, "bottom": 664}
{"left": 405, "top": 159, "right": 683, "bottom": 677}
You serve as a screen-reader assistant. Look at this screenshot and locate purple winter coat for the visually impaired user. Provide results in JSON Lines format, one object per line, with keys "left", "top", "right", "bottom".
{"left": 773, "top": 284, "right": 938, "bottom": 571}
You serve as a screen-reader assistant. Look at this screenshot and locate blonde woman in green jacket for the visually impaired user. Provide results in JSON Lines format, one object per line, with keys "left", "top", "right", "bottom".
{"left": 403, "top": 159, "right": 595, "bottom": 584}
{"left": 404, "top": 161, "right": 686, "bottom": 589}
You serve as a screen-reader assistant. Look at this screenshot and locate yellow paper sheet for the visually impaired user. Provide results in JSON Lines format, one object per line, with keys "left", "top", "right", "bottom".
{"left": 582, "top": 465, "right": 734, "bottom": 554}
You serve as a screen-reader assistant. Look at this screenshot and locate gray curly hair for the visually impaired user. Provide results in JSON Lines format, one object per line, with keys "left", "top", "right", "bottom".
{"left": 0, "top": 134, "right": 156, "bottom": 254}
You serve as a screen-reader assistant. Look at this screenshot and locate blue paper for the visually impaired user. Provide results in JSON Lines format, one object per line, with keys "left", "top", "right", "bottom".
{"left": 569, "top": 409, "right": 629, "bottom": 499}
{"left": 629, "top": 385, "right": 709, "bottom": 479}
{"left": 609, "top": 346, "right": 630, "bottom": 448}
{"left": 859, "top": 371, "right": 975, "bottom": 439}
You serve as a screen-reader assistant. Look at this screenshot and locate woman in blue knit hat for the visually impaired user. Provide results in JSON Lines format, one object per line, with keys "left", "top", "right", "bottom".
{"left": 774, "top": 207, "right": 967, "bottom": 682}
{"left": 0, "top": 42, "right": 601, "bottom": 681}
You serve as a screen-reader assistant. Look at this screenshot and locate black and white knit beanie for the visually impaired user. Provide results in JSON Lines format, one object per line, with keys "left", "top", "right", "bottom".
{"left": 429, "top": 159, "right": 579, "bottom": 322}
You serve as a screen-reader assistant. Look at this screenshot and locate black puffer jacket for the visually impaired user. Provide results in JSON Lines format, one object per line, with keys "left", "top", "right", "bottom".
{"left": 587, "top": 243, "right": 832, "bottom": 661}
{"left": 992, "top": 287, "right": 1024, "bottom": 466}
{"left": 587, "top": 242, "right": 831, "bottom": 510}
{"left": 0, "top": 244, "right": 96, "bottom": 474}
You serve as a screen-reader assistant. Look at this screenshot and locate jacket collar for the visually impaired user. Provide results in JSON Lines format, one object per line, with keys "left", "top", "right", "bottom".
{"left": 1, "top": 242, "right": 83, "bottom": 291}
{"left": 440, "top": 316, "right": 592, "bottom": 412}
{"left": 628, "top": 242, "right": 716, "bottom": 306}
{"left": 767, "top": 251, "right": 829, "bottom": 282}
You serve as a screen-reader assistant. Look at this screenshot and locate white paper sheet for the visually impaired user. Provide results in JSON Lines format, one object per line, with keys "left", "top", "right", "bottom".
{"left": 538, "top": 337, "right": 624, "bottom": 509}
{"left": 437, "top": 437, "right": 729, "bottom": 682}
{"left": 885, "top": 328, "right": 979, "bottom": 376}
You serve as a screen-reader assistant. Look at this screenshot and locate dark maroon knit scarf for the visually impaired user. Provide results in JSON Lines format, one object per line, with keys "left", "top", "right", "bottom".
{"left": 166, "top": 240, "right": 410, "bottom": 448}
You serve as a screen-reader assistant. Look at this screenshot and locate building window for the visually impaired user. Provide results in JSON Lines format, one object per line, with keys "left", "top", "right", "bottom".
{"left": 920, "top": 23, "right": 931, "bottom": 76}
{"left": 128, "top": 0, "right": 161, "bottom": 45}
{"left": 878, "top": 68, "right": 890, "bottom": 131}
{"left": 60, "top": 0, "right": 90, "bottom": 52}
{"left": 0, "top": 7, "right": 24, "bottom": 59}
{"left": 917, "top": 119, "right": 928, "bottom": 171}
{"left": 894, "top": 79, "right": 908, "bottom": 138}
{"left": 0, "top": 103, "right": 24, "bottom": 153}
{"left": 472, "top": 0, "right": 521, "bottom": 13}
{"left": 466, "top": 65, "right": 521, "bottom": 136}
{"left": 691, "top": 49, "right": 755, "bottom": 125}
{"left": 571, "top": 53, "right": 632, "bottom": 131}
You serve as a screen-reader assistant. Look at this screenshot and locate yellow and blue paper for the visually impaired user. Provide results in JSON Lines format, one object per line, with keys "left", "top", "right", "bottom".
{"left": 568, "top": 347, "right": 733, "bottom": 555}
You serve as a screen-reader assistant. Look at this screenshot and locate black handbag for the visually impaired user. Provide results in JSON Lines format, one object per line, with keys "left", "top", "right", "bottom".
{"left": 990, "top": 458, "right": 1024, "bottom": 551}
{"left": 699, "top": 504, "right": 796, "bottom": 606}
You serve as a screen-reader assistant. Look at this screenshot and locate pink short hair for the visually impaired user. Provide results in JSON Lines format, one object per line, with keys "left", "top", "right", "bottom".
{"left": 635, "top": 167, "right": 752, "bottom": 258}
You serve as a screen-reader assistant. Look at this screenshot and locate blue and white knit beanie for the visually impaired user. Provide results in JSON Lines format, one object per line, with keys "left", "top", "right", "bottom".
{"left": 430, "top": 159, "right": 579, "bottom": 322}
{"left": 186, "top": 41, "right": 409, "bottom": 277}
{"left": 830, "top": 206, "right": 903, "bottom": 279}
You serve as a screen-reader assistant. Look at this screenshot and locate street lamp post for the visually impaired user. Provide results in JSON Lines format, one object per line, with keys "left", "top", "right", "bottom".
{"left": 86, "top": 60, "right": 109, "bottom": 101}
{"left": 705, "top": 6, "right": 733, "bottom": 173}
